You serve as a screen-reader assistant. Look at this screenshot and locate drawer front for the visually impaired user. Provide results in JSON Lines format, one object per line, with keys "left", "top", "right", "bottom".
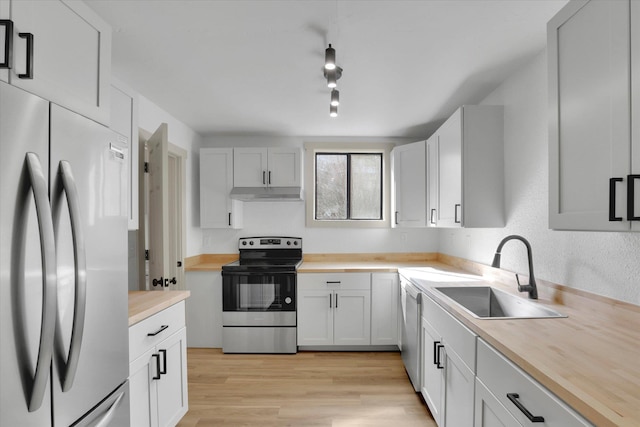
{"left": 129, "top": 301, "right": 186, "bottom": 363}
{"left": 298, "top": 273, "right": 370, "bottom": 291}
{"left": 423, "top": 294, "right": 476, "bottom": 372}
{"left": 477, "top": 339, "right": 592, "bottom": 427}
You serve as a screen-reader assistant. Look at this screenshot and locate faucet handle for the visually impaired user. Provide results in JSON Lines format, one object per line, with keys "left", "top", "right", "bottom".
{"left": 515, "top": 273, "right": 533, "bottom": 293}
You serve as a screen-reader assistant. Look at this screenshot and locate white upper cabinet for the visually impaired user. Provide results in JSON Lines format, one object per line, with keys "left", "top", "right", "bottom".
{"left": 0, "top": 0, "right": 111, "bottom": 124}
{"left": 391, "top": 140, "right": 427, "bottom": 228}
{"left": 200, "top": 148, "right": 243, "bottom": 229}
{"left": 548, "top": 0, "right": 640, "bottom": 231}
{"left": 429, "top": 105, "right": 504, "bottom": 228}
{"left": 233, "top": 147, "right": 302, "bottom": 188}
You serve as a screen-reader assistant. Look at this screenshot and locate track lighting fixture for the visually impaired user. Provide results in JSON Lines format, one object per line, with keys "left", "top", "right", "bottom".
{"left": 323, "top": 44, "right": 343, "bottom": 116}
{"left": 330, "top": 89, "right": 339, "bottom": 107}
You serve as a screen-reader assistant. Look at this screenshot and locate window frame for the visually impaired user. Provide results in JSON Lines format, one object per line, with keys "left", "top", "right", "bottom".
{"left": 304, "top": 142, "right": 392, "bottom": 228}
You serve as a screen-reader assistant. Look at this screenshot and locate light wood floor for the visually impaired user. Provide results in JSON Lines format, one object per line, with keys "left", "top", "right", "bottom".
{"left": 177, "top": 348, "right": 436, "bottom": 427}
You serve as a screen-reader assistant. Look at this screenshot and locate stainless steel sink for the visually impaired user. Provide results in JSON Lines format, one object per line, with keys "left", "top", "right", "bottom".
{"left": 434, "top": 286, "right": 567, "bottom": 319}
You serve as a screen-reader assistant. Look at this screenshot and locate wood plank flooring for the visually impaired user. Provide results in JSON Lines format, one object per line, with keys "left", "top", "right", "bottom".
{"left": 177, "top": 349, "right": 436, "bottom": 427}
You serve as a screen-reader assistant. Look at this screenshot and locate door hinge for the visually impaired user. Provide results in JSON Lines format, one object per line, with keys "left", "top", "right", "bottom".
{"left": 144, "top": 162, "right": 149, "bottom": 173}
{"left": 145, "top": 250, "right": 149, "bottom": 260}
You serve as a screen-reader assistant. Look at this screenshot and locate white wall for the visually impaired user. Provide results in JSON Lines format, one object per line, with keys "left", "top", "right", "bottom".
{"left": 439, "top": 51, "right": 640, "bottom": 306}
{"left": 200, "top": 135, "right": 439, "bottom": 254}
{"left": 138, "top": 95, "right": 203, "bottom": 256}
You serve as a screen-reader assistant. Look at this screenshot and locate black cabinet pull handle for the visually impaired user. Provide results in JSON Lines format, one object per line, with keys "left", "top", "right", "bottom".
{"left": 609, "top": 177, "right": 623, "bottom": 221}
{"left": 435, "top": 343, "right": 445, "bottom": 369}
{"left": 395, "top": 211, "right": 399, "bottom": 225}
{"left": 627, "top": 175, "right": 640, "bottom": 220}
{"left": 0, "top": 20, "right": 13, "bottom": 69}
{"left": 329, "top": 293, "right": 332, "bottom": 308}
{"left": 263, "top": 170, "right": 266, "bottom": 185}
{"left": 152, "top": 354, "right": 161, "bottom": 380}
{"left": 433, "top": 341, "right": 440, "bottom": 365}
{"left": 159, "top": 349, "right": 167, "bottom": 375}
{"left": 430, "top": 208, "right": 436, "bottom": 225}
{"left": 507, "top": 393, "right": 544, "bottom": 422}
{"left": 454, "top": 204, "right": 461, "bottom": 224}
{"left": 18, "top": 32, "right": 33, "bottom": 79}
{"left": 268, "top": 170, "right": 271, "bottom": 185}
{"left": 147, "top": 324, "right": 169, "bottom": 337}
{"left": 335, "top": 293, "right": 338, "bottom": 308}
{"left": 326, "top": 281, "right": 341, "bottom": 284}
{"left": 228, "top": 212, "right": 231, "bottom": 226}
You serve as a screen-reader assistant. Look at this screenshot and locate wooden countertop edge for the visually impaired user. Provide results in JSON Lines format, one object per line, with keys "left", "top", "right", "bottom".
{"left": 128, "top": 290, "right": 191, "bottom": 326}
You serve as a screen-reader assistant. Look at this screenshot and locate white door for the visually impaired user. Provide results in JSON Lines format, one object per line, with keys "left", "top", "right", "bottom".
{"left": 392, "top": 142, "right": 426, "bottom": 228}
{"left": 167, "top": 144, "right": 186, "bottom": 290}
{"left": 147, "top": 124, "right": 170, "bottom": 290}
{"left": 548, "top": 0, "right": 631, "bottom": 230}
{"left": 233, "top": 148, "right": 268, "bottom": 187}
{"left": 421, "top": 319, "right": 444, "bottom": 426}
{"left": 333, "top": 290, "right": 371, "bottom": 346}
{"left": 268, "top": 147, "right": 301, "bottom": 187}
{"left": 8, "top": 0, "right": 111, "bottom": 124}
{"left": 129, "top": 348, "right": 159, "bottom": 427}
{"left": 437, "top": 109, "right": 463, "bottom": 228}
{"left": 297, "top": 290, "right": 333, "bottom": 346}
{"left": 156, "top": 328, "right": 188, "bottom": 427}
{"left": 371, "top": 273, "right": 399, "bottom": 345}
{"left": 426, "top": 136, "right": 439, "bottom": 227}
{"left": 474, "top": 378, "right": 522, "bottom": 427}
{"left": 443, "top": 345, "right": 476, "bottom": 427}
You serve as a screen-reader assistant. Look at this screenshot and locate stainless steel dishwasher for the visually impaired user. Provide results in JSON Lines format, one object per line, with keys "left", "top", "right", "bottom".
{"left": 400, "top": 275, "right": 422, "bottom": 391}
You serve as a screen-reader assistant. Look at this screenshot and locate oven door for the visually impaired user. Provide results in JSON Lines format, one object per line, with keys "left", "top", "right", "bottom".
{"left": 222, "top": 272, "right": 296, "bottom": 312}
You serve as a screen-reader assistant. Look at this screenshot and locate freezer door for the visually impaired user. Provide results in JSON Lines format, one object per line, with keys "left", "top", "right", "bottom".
{"left": 73, "top": 381, "right": 130, "bottom": 427}
{"left": 50, "top": 104, "right": 129, "bottom": 426}
{"left": 0, "top": 82, "right": 54, "bottom": 426}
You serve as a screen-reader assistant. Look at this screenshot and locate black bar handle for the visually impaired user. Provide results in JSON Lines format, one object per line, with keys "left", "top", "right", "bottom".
{"left": 507, "top": 393, "right": 545, "bottom": 422}
{"left": 268, "top": 170, "right": 271, "bottom": 185}
{"left": 147, "top": 324, "right": 169, "bottom": 337}
{"left": 395, "top": 211, "right": 399, "bottom": 225}
{"left": 430, "top": 208, "right": 436, "bottom": 225}
{"left": 435, "top": 343, "right": 445, "bottom": 369}
{"left": 335, "top": 293, "right": 338, "bottom": 308}
{"left": 433, "top": 341, "right": 440, "bottom": 365}
{"left": 228, "top": 212, "right": 231, "bottom": 226}
{"left": 18, "top": 32, "right": 33, "bottom": 79}
{"left": 263, "top": 171, "right": 266, "bottom": 185}
{"left": 152, "top": 354, "right": 161, "bottom": 380}
{"left": 454, "top": 204, "right": 461, "bottom": 224}
{"left": 609, "top": 177, "right": 623, "bottom": 221}
{"left": 159, "top": 349, "right": 167, "bottom": 375}
{"left": 0, "top": 20, "right": 13, "bottom": 69}
{"left": 329, "top": 293, "right": 332, "bottom": 308}
{"left": 627, "top": 175, "right": 640, "bottom": 220}
{"left": 326, "top": 281, "right": 341, "bottom": 284}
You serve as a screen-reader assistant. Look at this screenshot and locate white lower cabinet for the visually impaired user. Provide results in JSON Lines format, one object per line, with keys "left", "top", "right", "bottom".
{"left": 421, "top": 293, "right": 476, "bottom": 427}
{"left": 475, "top": 338, "right": 592, "bottom": 427}
{"left": 129, "top": 301, "right": 189, "bottom": 427}
{"left": 297, "top": 273, "right": 371, "bottom": 346}
{"left": 371, "top": 273, "right": 399, "bottom": 345}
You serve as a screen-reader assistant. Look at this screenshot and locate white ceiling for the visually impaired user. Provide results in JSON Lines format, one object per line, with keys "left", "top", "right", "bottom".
{"left": 85, "top": 0, "right": 568, "bottom": 139}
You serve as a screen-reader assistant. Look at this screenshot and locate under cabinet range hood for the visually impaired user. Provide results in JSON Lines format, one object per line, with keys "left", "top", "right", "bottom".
{"left": 230, "top": 186, "right": 304, "bottom": 201}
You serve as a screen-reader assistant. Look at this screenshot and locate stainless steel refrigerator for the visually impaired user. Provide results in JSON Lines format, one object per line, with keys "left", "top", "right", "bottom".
{"left": 1, "top": 81, "right": 130, "bottom": 426}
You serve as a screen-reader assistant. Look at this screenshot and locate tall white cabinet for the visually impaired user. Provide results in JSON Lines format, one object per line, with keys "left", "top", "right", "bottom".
{"left": 200, "top": 148, "right": 243, "bottom": 228}
{"left": 391, "top": 141, "right": 427, "bottom": 228}
{"left": 428, "top": 106, "right": 504, "bottom": 228}
{"left": 0, "top": 0, "right": 111, "bottom": 124}
{"left": 548, "top": 0, "right": 640, "bottom": 231}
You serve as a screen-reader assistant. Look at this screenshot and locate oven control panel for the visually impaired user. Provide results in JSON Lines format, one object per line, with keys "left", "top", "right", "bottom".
{"left": 239, "top": 237, "right": 302, "bottom": 249}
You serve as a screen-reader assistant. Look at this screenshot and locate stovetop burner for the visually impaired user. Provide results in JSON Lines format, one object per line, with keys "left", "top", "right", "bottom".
{"left": 222, "top": 236, "right": 303, "bottom": 273}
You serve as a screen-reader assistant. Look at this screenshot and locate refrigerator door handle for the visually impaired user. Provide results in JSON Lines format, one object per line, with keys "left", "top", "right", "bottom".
{"left": 25, "top": 153, "right": 57, "bottom": 412}
{"left": 57, "top": 160, "right": 87, "bottom": 392}
{"left": 91, "top": 389, "right": 126, "bottom": 427}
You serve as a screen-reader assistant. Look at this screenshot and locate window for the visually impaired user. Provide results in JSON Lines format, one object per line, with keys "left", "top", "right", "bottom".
{"left": 315, "top": 153, "right": 382, "bottom": 220}
{"left": 304, "top": 142, "right": 393, "bottom": 228}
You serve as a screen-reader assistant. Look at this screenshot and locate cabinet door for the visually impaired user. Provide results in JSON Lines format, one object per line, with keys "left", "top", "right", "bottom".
{"left": 436, "top": 109, "right": 463, "bottom": 228}
{"left": 421, "top": 318, "right": 444, "bottom": 427}
{"left": 474, "top": 378, "right": 522, "bottom": 427}
{"left": 9, "top": 0, "right": 111, "bottom": 124}
{"left": 333, "top": 290, "right": 371, "bottom": 346}
{"left": 0, "top": 1, "right": 9, "bottom": 82}
{"left": 443, "top": 345, "right": 475, "bottom": 427}
{"left": 129, "top": 348, "right": 159, "bottom": 427}
{"left": 267, "top": 147, "right": 301, "bottom": 187}
{"left": 234, "top": 148, "right": 268, "bottom": 187}
{"left": 392, "top": 141, "right": 426, "bottom": 228}
{"left": 548, "top": 0, "right": 631, "bottom": 230}
{"left": 156, "top": 328, "right": 189, "bottom": 427}
{"left": 426, "top": 136, "right": 439, "bottom": 227}
{"left": 297, "top": 290, "right": 334, "bottom": 346}
{"left": 371, "top": 273, "right": 399, "bottom": 345}
{"left": 200, "top": 148, "right": 242, "bottom": 228}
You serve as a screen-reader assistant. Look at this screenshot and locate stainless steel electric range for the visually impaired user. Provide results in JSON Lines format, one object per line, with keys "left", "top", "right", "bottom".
{"left": 221, "top": 237, "right": 302, "bottom": 354}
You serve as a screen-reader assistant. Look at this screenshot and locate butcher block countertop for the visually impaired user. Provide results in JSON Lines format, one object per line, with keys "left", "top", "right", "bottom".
{"left": 183, "top": 251, "right": 639, "bottom": 426}
{"left": 128, "top": 290, "right": 191, "bottom": 326}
